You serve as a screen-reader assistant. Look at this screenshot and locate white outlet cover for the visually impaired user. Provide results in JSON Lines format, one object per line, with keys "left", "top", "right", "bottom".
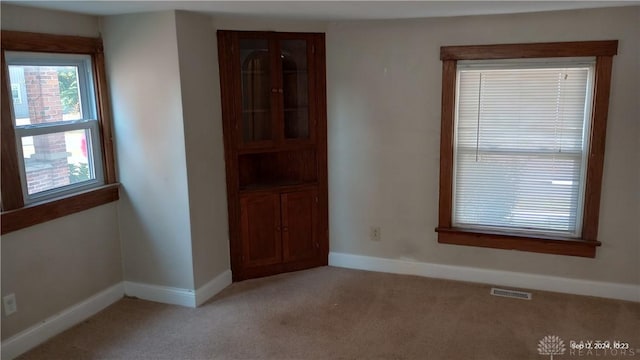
{"left": 3, "top": 294, "right": 17, "bottom": 316}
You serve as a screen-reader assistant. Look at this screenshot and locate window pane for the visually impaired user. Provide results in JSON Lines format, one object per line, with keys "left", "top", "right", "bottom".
{"left": 281, "top": 39, "right": 310, "bottom": 139}
{"left": 240, "top": 38, "right": 272, "bottom": 142}
{"left": 22, "top": 129, "right": 95, "bottom": 195}
{"left": 9, "top": 65, "right": 83, "bottom": 125}
{"left": 454, "top": 64, "right": 592, "bottom": 235}
{"left": 457, "top": 68, "right": 589, "bottom": 153}
{"left": 11, "top": 83, "right": 22, "bottom": 104}
{"left": 455, "top": 151, "right": 582, "bottom": 232}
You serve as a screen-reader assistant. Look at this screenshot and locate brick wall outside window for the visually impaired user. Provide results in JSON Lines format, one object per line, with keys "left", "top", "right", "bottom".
{"left": 23, "top": 66, "right": 70, "bottom": 194}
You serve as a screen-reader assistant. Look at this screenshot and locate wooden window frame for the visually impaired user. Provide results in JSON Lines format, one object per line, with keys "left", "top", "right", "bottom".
{"left": 436, "top": 40, "right": 618, "bottom": 258}
{"left": 1, "top": 31, "right": 118, "bottom": 234}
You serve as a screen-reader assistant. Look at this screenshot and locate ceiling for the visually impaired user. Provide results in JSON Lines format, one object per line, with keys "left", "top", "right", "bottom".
{"left": 5, "top": 1, "right": 640, "bottom": 20}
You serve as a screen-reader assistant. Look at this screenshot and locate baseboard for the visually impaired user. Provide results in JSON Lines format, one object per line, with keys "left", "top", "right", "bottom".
{"left": 195, "top": 270, "right": 233, "bottom": 306}
{"left": 124, "top": 270, "right": 233, "bottom": 308}
{"left": 1, "top": 272, "right": 233, "bottom": 359}
{"left": 329, "top": 252, "right": 640, "bottom": 302}
{"left": 0, "top": 283, "right": 124, "bottom": 360}
{"left": 124, "top": 281, "right": 196, "bottom": 307}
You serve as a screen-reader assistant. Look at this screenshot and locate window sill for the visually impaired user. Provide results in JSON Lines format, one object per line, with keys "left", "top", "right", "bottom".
{"left": 435, "top": 227, "right": 600, "bottom": 258}
{"left": 1, "top": 183, "right": 119, "bottom": 235}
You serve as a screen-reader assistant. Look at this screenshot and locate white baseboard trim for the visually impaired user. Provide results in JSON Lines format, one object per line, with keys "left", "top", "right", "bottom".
{"left": 124, "top": 270, "right": 233, "bottom": 308}
{"left": 1, "top": 283, "right": 124, "bottom": 360}
{"left": 1, "top": 271, "right": 233, "bottom": 359}
{"left": 195, "top": 270, "right": 233, "bottom": 306}
{"left": 329, "top": 252, "right": 640, "bottom": 302}
{"left": 124, "top": 281, "right": 196, "bottom": 307}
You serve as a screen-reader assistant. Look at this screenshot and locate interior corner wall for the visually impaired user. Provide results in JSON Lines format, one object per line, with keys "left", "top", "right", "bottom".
{"left": 101, "top": 11, "right": 195, "bottom": 290}
{"left": 326, "top": 6, "right": 640, "bottom": 286}
{"left": 169, "top": 13, "right": 328, "bottom": 288}
{"left": 174, "top": 11, "right": 230, "bottom": 288}
{"left": 196, "top": 15, "right": 327, "bottom": 283}
{"left": 0, "top": 4, "right": 122, "bottom": 340}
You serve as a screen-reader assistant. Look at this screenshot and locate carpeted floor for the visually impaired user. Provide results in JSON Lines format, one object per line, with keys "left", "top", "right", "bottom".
{"left": 19, "top": 266, "right": 640, "bottom": 359}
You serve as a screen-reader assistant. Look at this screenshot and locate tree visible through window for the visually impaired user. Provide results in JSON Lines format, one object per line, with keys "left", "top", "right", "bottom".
{"left": 57, "top": 67, "right": 81, "bottom": 116}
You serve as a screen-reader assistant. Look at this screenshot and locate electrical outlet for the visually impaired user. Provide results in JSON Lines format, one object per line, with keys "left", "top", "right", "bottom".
{"left": 3, "top": 293, "right": 17, "bottom": 316}
{"left": 370, "top": 226, "right": 381, "bottom": 241}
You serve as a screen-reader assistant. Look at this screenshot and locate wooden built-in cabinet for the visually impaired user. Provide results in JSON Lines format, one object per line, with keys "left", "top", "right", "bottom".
{"left": 240, "top": 188, "right": 319, "bottom": 267}
{"left": 217, "top": 30, "right": 328, "bottom": 281}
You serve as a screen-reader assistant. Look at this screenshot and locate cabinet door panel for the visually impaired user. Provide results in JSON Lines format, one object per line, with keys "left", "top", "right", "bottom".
{"left": 280, "top": 39, "right": 312, "bottom": 141}
{"left": 240, "top": 193, "right": 282, "bottom": 267}
{"left": 281, "top": 189, "right": 318, "bottom": 262}
{"left": 239, "top": 37, "right": 275, "bottom": 144}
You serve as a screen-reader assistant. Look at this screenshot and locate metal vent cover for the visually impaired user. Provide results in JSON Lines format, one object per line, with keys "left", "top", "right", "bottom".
{"left": 490, "top": 287, "right": 532, "bottom": 300}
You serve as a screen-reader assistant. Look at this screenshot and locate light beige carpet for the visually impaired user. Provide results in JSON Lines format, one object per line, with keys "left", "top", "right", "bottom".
{"left": 19, "top": 266, "right": 640, "bottom": 359}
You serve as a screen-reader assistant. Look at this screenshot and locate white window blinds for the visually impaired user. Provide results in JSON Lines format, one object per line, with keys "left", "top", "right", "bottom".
{"left": 453, "top": 59, "right": 594, "bottom": 237}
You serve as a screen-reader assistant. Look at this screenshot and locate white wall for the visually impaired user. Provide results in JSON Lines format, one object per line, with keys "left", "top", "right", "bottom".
{"left": 327, "top": 6, "right": 640, "bottom": 285}
{"left": 212, "top": 14, "right": 326, "bottom": 33}
{"left": 0, "top": 4, "right": 99, "bottom": 37}
{"left": 174, "top": 11, "right": 230, "bottom": 288}
{"left": 1, "top": 204, "right": 122, "bottom": 339}
{"left": 102, "top": 11, "right": 195, "bottom": 289}
{"left": 0, "top": 5, "right": 122, "bottom": 340}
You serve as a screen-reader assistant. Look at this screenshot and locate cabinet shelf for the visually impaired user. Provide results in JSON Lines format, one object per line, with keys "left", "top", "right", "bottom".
{"left": 237, "top": 143, "right": 315, "bottom": 155}
{"left": 239, "top": 181, "right": 318, "bottom": 194}
{"left": 238, "top": 149, "right": 317, "bottom": 189}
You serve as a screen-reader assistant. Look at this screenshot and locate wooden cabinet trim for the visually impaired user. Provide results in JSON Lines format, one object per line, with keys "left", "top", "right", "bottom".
{"left": 218, "top": 30, "right": 328, "bottom": 281}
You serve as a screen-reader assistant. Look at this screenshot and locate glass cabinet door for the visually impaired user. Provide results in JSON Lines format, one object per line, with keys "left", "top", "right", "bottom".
{"left": 239, "top": 38, "right": 273, "bottom": 144}
{"left": 280, "top": 39, "right": 311, "bottom": 140}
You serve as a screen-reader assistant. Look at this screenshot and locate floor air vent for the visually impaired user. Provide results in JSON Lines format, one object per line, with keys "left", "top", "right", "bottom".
{"left": 490, "top": 287, "right": 532, "bottom": 300}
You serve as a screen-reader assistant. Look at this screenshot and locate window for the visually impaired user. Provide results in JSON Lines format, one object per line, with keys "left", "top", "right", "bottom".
{"left": 437, "top": 41, "right": 618, "bottom": 258}
{"left": 7, "top": 52, "right": 104, "bottom": 202}
{"left": 454, "top": 58, "right": 594, "bottom": 236}
{"left": 10, "top": 83, "right": 21, "bottom": 104}
{"left": 1, "top": 31, "right": 118, "bottom": 234}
